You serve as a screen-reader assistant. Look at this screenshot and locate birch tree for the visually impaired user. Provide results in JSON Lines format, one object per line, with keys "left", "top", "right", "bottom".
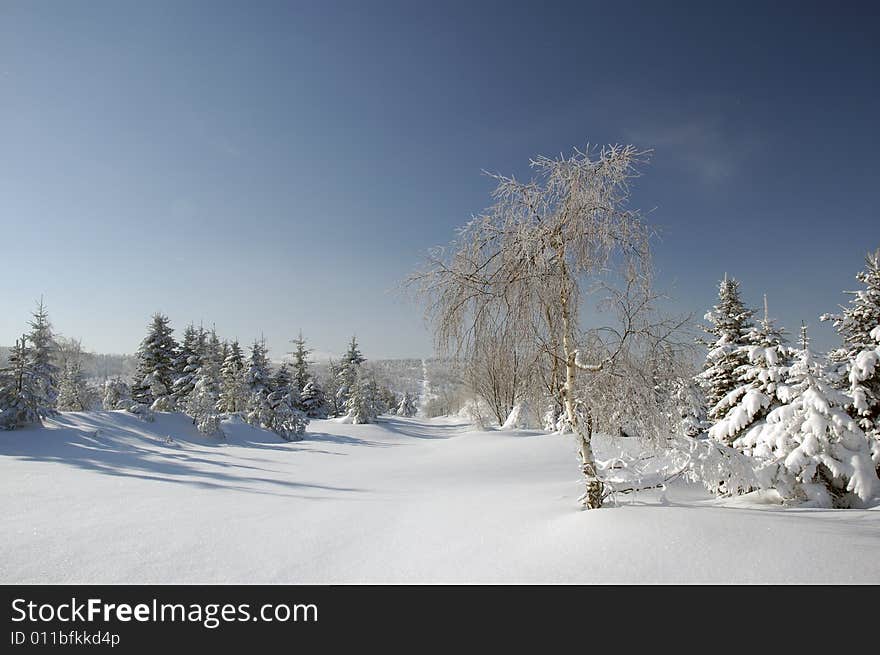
{"left": 409, "top": 145, "right": 678, "bottom": 508}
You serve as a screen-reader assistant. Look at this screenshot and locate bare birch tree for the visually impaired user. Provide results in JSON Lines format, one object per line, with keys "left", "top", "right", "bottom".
{"left": 409, "top": 144, "right": 683, "bottom": 508}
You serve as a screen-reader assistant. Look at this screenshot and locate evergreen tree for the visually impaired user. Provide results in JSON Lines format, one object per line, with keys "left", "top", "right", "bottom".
{"left": 697, "top": 275, "right": 756, "bottom": 424}
{"left": 102, "top": 377, "right": 132, "bottom": 410}
{"left": 378, "top": 385, "right": 397, "bottom": 414}
{"left": 849, "top": 325, "right": 880, "bottom": 471}
{"left": 56, "top": 350, "right": 95, "bottom": 411}
{"left": 300, "top": 378, "right": 328, "bottom": 418}
{"left": 709, "top": 296, "right": 792, "bottom": 444}
{"left": 131, "top": 313, "right": 178, "bottom": 410}
{"left": 289, "top": 331, "right": 313, "bottom": 395}
{"left": 186, "top": 362, "right": 224, "bottom": 436}
{"left": 171, "top": 324, "right": 204, "bottom": 408}
{"left": 25, "top": 299, "right": 59, "bottom": 414}
{"left": 324, "top": 359, "right": 344, "bottom": 417}
{"left": 244, "top": 338, "right": 273, "bottom": 428}
{"left": 335, "top": 336, "right": 367, "bottom": 412}
{"left": 271, "top": 362, "right": 293, "bottom": 394}
{"left": 265, "top": 386, "right": 308, "bottom": 441}
{"left": 736, "top": 328, "right": 878, "bottom": 507}
{"left": 0, "top": 337, "right": 40, "bottom": 429}
{"left": 822, "top": 249, "right": 880, "bottom": 469}
{"left": 822, "top": 248, "right": 880, "bottom": 363}
{"left": 345, "top": 367, "right": 381, "bottom": 424}
{"left": 396, "top": 391, "right": 418, "bottom": 417}
{"left": 218, "top": 339, "right": 247, "bottom": 414}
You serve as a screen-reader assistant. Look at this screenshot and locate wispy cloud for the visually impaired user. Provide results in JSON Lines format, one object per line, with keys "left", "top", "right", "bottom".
{"left": 624, "top": 113, "right": 759, "bottom": 185}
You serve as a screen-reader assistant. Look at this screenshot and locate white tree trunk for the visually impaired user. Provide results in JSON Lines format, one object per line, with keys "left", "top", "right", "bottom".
{"left": 559, "top": 274, "right": 604, "bottom": 509}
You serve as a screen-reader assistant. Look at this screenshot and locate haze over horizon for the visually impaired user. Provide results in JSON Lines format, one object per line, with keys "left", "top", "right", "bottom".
{"left": 2, "top": 0, "right": 878, "bottom": 358}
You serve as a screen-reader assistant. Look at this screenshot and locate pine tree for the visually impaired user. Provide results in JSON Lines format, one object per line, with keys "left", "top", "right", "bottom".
{"left": 171, "top": 324, "right": 205, "bottom": 408}
{"left": 25, "top": 299, "right": 59, "bottom": 414}
{"left": 300, "top": 378, "right": 328, "bottom": 418}
{"left": 265, "top": 386, "right": 308, "bottom": 441}
{"left": 0, "top": 337, "right": 40, "bottom": 429}
{"left": 289, "top": 331, "right": 313, "bottom": 395}
{"left": 271, "top": 362, "right": 293, "bottom": 394}
{"left": 205, "top": 329, "right": 223, "bottom": 380}
{"left": 56, "top": 350, "right": 95, "bottom": 411}
{"left": 345, "top": 367, "right": 381, "bottom": 424}
{"left": 697, "top": 275, "right": 756, "bottom": 424}
{"left": 822, "top": 248, "right": 880, "bottom": 469}
{"left": 736, "top": 328, "right": 878, "bottom": 507}
{"left": 132, "top": 313, "right": 178, "bottom": 410}
{"left": 102, "top": 377, "right": 132, "bottom": 410}
{"left": 849, "top": 325, "right": 880, "bottom": 471}
{"left": 186, "top": 362, "right": 224, "bottom": 436}
{"left": 244, "top": 338, "right": 273, "bottom": 428}
{"left": 324, "top": 359, "right": 344, "bottom": 417}
{"left": 709, "top": 296, "right": 792, "bottom": 444}
{"left": 218, "top": 339, "right": 247, "bottom": 414}
{"left": 396, "top": 391, "right": 418, "bottom": 417}
{"left": 335, "top": 336, "right": 367, "bottom": 412}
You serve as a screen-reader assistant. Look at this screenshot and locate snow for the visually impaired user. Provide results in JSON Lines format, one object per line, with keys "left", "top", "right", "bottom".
{"left": 1, "top": 411, "right": 878, "bottom": 583}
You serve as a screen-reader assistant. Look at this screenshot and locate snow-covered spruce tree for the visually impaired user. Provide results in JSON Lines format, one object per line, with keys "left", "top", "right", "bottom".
{"left": 345, "top": 367, "right": 382, "bottom": 424}
{"left": 185, "top": 362, "right": 224, "bottom": 436}
{"left": 849, "top": 325, "right": 880, "bottom": 471}
{"left": 244, "top": 338, "right": 273, "bottom": 428}
{"left": 56, "top": 343, "right": 96, "bottom": 411}
{"left": 378, "top": 385, "right": 398, "bottom": 414}
{"left": 409, "top": 146, "right": 681, "bottom": 508}
{"left": 217, "top": 339, "right": 247, "bottom": 415}
{"left": 822, "top": 248, "right": 880, "bottom": 469}
{"left": 0, "top": 337, "right": 41, "bottom": 429}
{"left": 334, "top": 336, "right": 366, "bottom": 411}
{"left": 25, "top": 299, "right": 59, "bottom": 415}
{"left": 300, "top": 378, "right": 328, "bottom": 418}
{"left": 396, "top": 391, "right": 418, "bottom": 417}
{"left": 671, "top": 376, "right": 709, "bottom": 438}
{"left": 204, "top": 329, "right": 223, "bottom": 382}
{"left": 171, "top": 324, "right": 204, "bottom": 408}
{"left": 735, "top": 327, "right": 878, "bottom": 507}
{"left": 271, "top": 362, "right": 293, "bottom": 394}
{"left": 265, "top": 384, "right": 308, "bottom": 441}
{"left": 102, "top": 377, "right": 132, "bottom": 410}
{"left": 709, "top": 296, "right": 792, "bottom": 445}
{"left": 289, "top": 331, "right": 313, "bottom": 397}
{"left": 697, "top": 275, "right": 756, "bottom": 426}
{"left": 324, "top": 359, "right": 344, "bottom": 417}
{"left": 131, "top": 313, "right": 178, "bottom": 411}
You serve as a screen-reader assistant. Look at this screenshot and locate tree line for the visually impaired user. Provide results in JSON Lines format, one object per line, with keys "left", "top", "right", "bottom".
{"left": 0, "top": 312, "right": 420, "bottom": 438}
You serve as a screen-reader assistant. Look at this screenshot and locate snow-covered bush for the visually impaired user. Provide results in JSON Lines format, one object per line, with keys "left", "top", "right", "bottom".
{"left": 127, "top": 403, "right": 155, "bottom": 422}
{"left": 501, "top": 400, "right": 539, "bottom": 430}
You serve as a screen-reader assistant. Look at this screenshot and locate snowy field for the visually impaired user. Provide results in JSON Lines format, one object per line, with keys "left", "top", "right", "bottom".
{"left": 1, "top": 411, "right": 878, "bottom": 584}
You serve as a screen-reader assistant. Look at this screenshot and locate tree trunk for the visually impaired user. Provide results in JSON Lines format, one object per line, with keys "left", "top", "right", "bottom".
{"left": 558, "top": 262, "right": 604, "bottom": 509}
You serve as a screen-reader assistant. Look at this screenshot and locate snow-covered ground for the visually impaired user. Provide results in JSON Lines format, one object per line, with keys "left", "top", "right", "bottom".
{"left": 1, "top": 411, "right": 878, "bottom": 584}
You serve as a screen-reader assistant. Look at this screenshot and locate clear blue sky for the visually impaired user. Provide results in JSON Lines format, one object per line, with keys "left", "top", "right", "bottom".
{"left": 1, "top": 0, "right": 877, "bottom": 358}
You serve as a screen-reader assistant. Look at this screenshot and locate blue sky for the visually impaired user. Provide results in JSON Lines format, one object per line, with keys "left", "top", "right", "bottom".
{"left": 1, "top": 0, "right": 877, "bottom": 358}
